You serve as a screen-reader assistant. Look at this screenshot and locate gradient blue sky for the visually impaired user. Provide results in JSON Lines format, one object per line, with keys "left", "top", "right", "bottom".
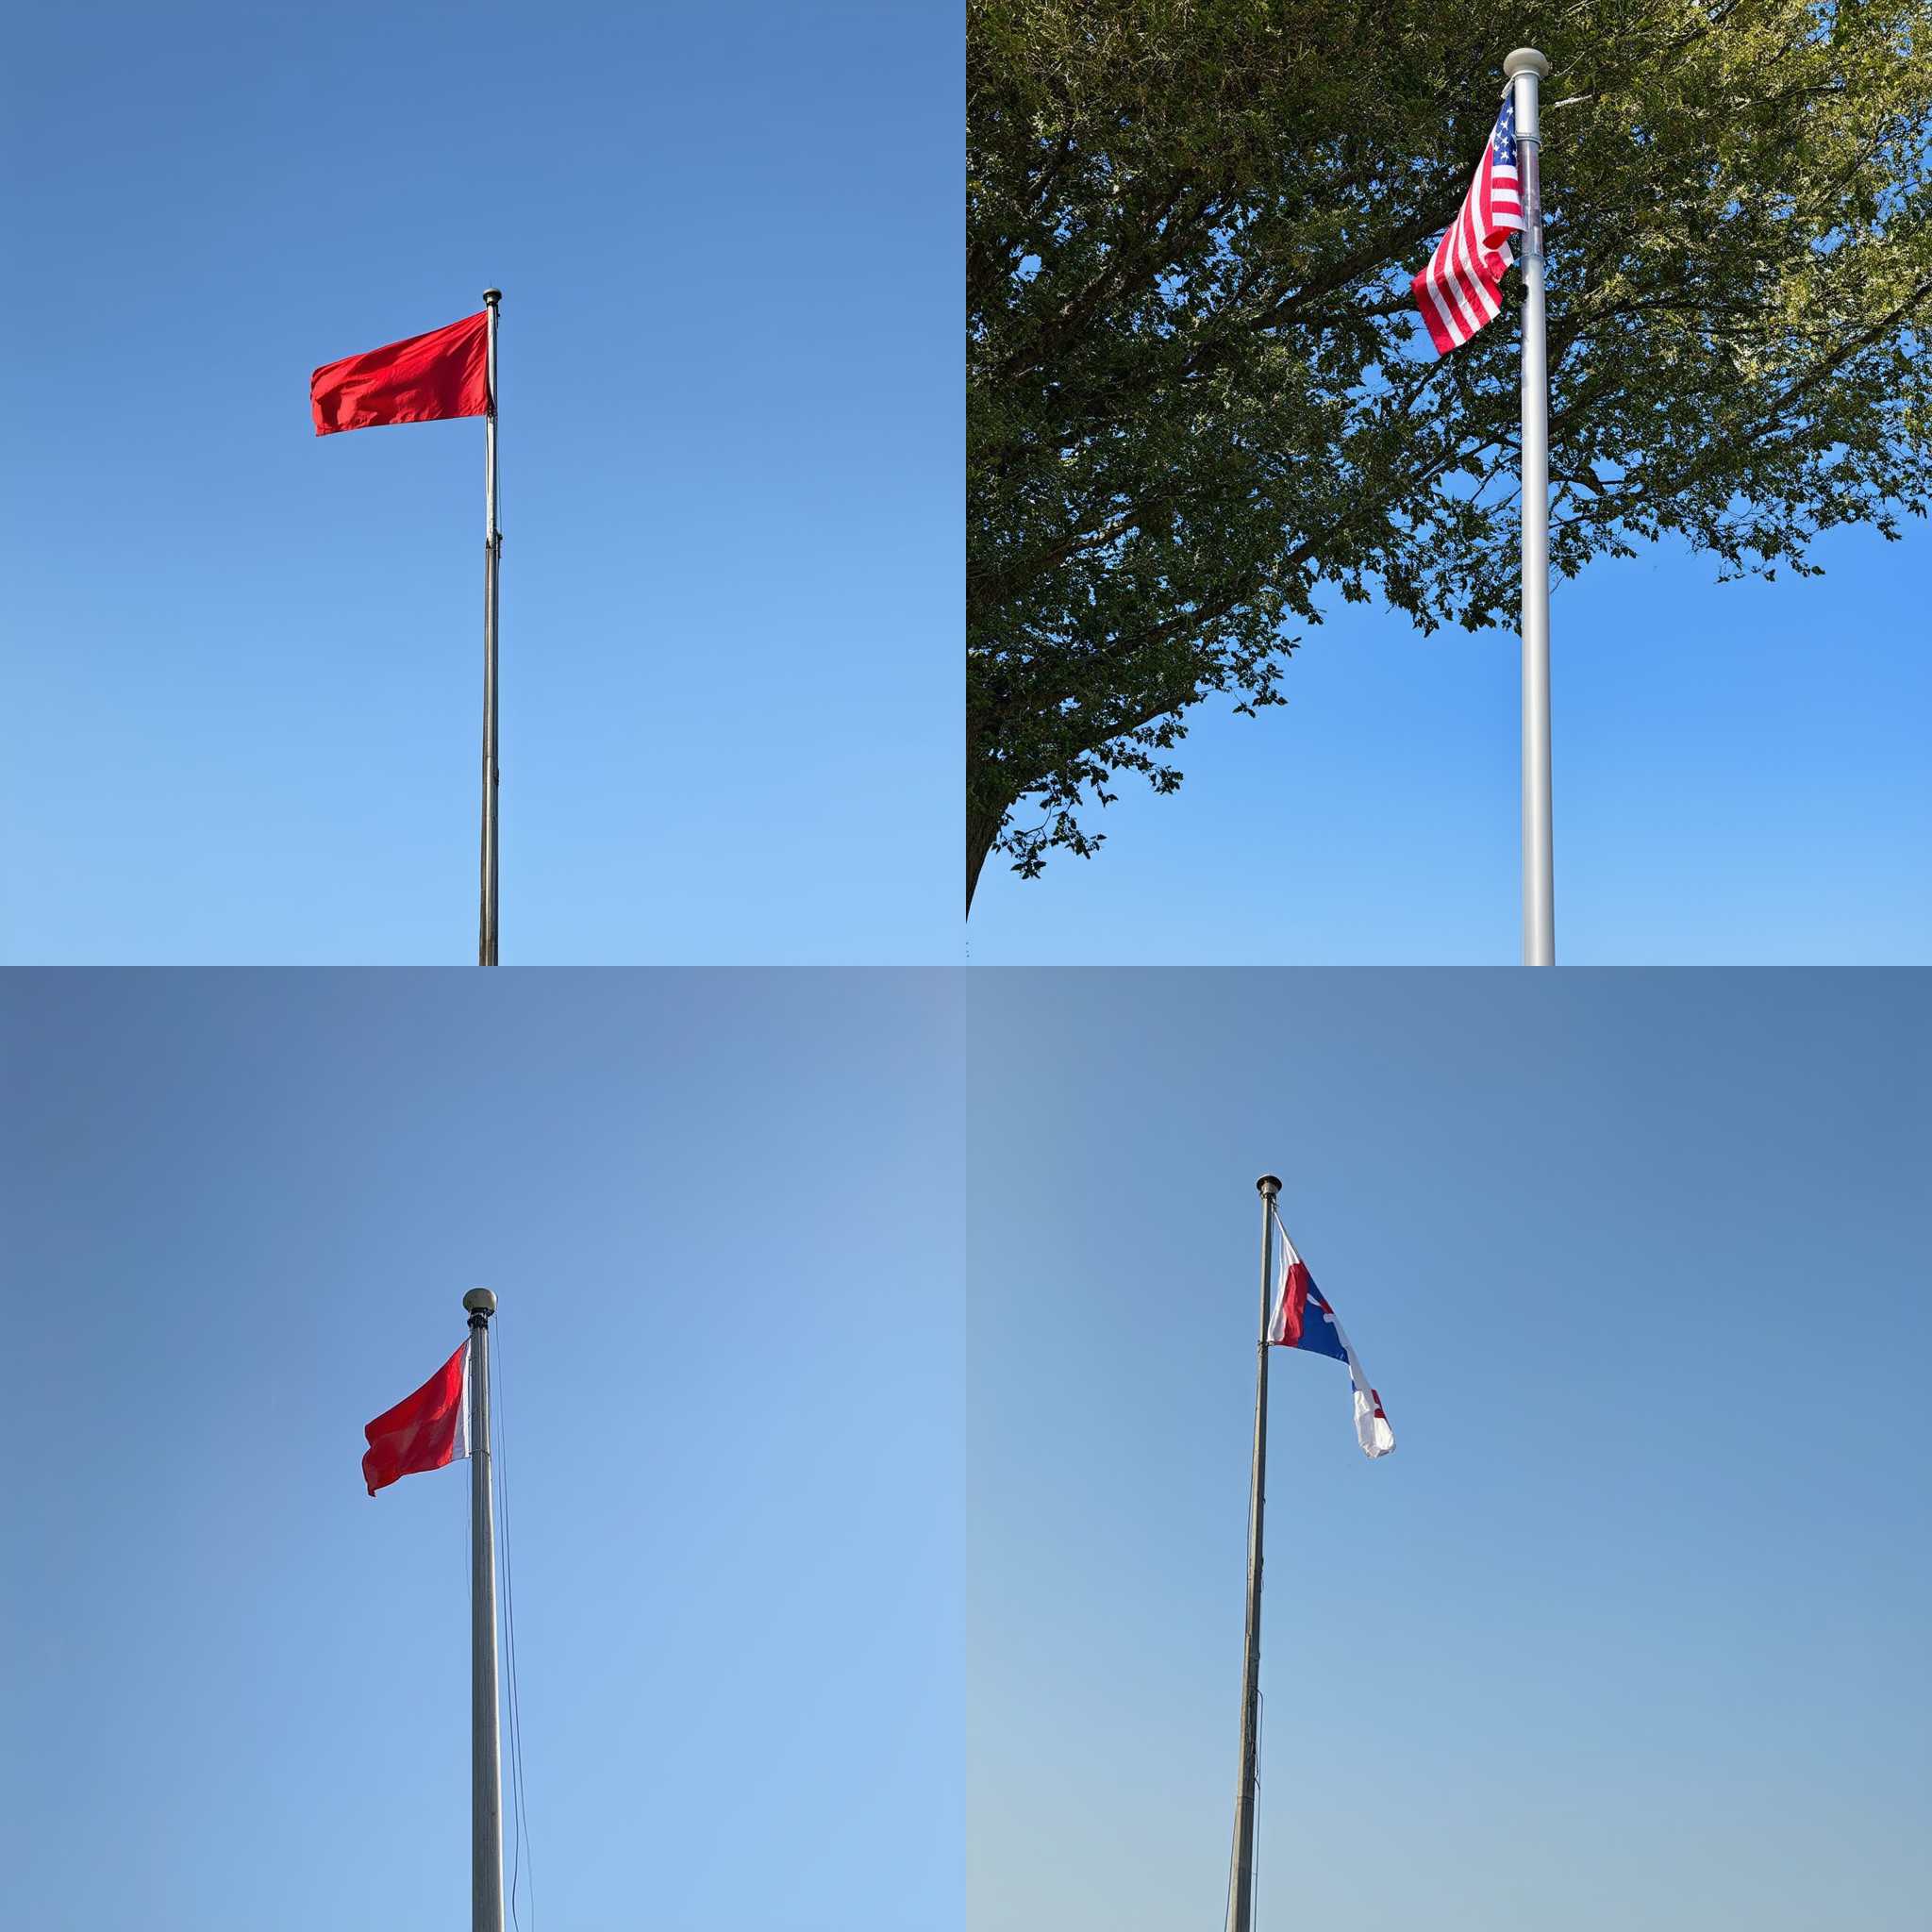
{"left": 968, "top": 970, "right": 1930, "bottom": 1930}
{"left": 969, "top": 521, "right": 1932, "bottom": 964}
{"left": 0, "top": 970, "right": 962, "bottom": 1930}
{"left": 0, "top": 1, "right": 958, "bottom": 964}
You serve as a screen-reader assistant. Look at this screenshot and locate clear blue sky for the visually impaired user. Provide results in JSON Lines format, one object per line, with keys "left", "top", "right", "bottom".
{"left": 0, "top": 969, "right": 962, "bottom": 1930}
{"left": 967, "top": 970, "right": 1931, "bottom": 1930}
{"left": 969, "top": 522, "right": 1932, "bottom": 964}
{"left": 0, "top": 1, "right": 958, "bottom": 964}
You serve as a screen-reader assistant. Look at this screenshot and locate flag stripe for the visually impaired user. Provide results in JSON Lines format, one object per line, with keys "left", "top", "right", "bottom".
{"left": 1411, "top": 95, "right": 1527, "bottom": 356}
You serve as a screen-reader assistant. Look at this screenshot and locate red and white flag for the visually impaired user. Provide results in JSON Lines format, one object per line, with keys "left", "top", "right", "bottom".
{"left": 311, "top": 311, "right": 490, "bottom": 436}
{"left": 1411, "top": 92, "right": 1524, "bottom": 355}
{"left": 362, "top": 1341, "right": 471, "bottom": 1495}
{"left": 1268, "top": 1210, "right": 1394, "bottom": 1459}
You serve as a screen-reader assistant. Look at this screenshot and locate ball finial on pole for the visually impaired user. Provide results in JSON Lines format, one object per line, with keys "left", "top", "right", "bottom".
{"left": 1503, "top": 47, "right": 1550, "bottom": 81}
{"left": 462, "top": 1287, "right": 497, "bottom": 1319}
{"left": 1256, "top": 1174, "right": 1282, "bottom": 1199}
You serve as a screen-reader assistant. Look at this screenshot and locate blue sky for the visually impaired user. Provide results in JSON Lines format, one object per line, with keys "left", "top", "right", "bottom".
{"left": 0, "top": 1, "right": 958, "bottom": 963}
{"left": 969, "top": 520, "right": 1932, "bottom": 964}
{"left": 0, "top": 969, "right": 962, "bottom": 1930}
{"left": 968, "top": 970, "right": 1931, "bottom": 1930}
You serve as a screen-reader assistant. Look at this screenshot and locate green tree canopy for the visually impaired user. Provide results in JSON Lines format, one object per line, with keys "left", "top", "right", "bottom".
{"left": 966, "top": 0, "right": 1932, "bottom": 905}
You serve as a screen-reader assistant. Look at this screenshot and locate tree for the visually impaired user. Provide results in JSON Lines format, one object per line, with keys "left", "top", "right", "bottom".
{"left": 966, "top": 0, "right": 1932, "bottom": 907}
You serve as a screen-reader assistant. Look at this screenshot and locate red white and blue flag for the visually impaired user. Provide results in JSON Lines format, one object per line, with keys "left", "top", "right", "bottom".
{"left": 1267, "top": 1209, "right": 1394, "bottom": 1458}
{"left": 1412, "top": 92, "right": 1524, "bottom": 355}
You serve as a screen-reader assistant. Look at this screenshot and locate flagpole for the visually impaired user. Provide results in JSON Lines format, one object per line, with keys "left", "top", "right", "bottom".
{"left": 463, "top": 1289, "right": 505, "bottom": 1932}
{"left": 1507, "top": 49, "right": 1554, "bottom": 965}
{"left": 479, "top": 290, "right": 502, "bottom": 968}
{"left": 1228, "top": 1174, "right": 1279, "bottom": 1932}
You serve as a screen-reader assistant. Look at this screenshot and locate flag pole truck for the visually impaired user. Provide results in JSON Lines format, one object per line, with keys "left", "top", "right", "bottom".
{"left": 463, "top": 1288, "right": 506, "bottom": 1932}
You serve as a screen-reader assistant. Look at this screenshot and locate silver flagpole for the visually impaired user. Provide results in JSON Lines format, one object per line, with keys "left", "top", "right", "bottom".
{"left": 1506, "top": 48, "right": 1554, "bottom": 966}
{"left": 479, "top": 290, "right": 503, "bottom": 967}
{"left": 463, "top": 1289, "right": 505, "bottom": 1932}
{"left": 1228, "top": 1174, "right": 1279, "bottom": 1932}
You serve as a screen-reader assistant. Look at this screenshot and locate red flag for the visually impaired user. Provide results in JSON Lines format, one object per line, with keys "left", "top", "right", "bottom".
{"left": 311, "top": 311, "right": 490, "bottom": 437}
{"left": 362, "top": 1341, "right": 470, "bottom": 1495}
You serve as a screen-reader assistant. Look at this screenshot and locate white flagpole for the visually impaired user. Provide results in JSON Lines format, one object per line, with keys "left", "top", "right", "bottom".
{"left": 463, "top": 1288, "right": 505, "bottom": 1932}
{"left": 479, "top": 290, "right": 502, "bottom": 968}
{"left": 1506, "top": 48, "right": 1554, "bottom": 965}
{"left": 1227, "top": 1174, "right": 1279, "bottom": 1932}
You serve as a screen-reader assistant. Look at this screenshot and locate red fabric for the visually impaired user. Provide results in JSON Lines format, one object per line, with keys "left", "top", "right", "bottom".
{"left": 311, "top": 311, "right": 489, "bottom": 436}
{"left": 1273, "top": 1259, "right": 1312, "bottom": 1347}
{"left": 362, "top": 1342, "right": 467, "bottom": 1495}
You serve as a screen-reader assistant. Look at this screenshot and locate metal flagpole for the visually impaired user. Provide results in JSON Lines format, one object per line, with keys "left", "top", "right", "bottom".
{"left": 1507, "top": 49, "right": 1554, "bottom": 966}
{"left": 463, "top": 1289, "right": 505, "bottom": 1932}
{"left": 1228, "top": 1174, "right": 1279, "bottom": 1932}
{"left": 479, "top": 290, "right": 503, "bottom": 968}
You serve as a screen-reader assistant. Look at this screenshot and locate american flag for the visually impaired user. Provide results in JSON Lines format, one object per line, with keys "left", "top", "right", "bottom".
{"left": 1411, "top": 94, "right": 1524, "bottom": 355}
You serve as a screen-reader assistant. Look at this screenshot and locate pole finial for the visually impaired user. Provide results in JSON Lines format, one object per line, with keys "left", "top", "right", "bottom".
{"left": 482, "top": 288, "right": 503, "bottom": 307}
{"left": 1255, "top": 1174, "right": 1281, "bottom": 1199}
{"left": 462, "top": 1287, "right": 497, "bottom": 1320}
{"left": 1503, "top": 47, "right": 1550, "bottom": 80}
